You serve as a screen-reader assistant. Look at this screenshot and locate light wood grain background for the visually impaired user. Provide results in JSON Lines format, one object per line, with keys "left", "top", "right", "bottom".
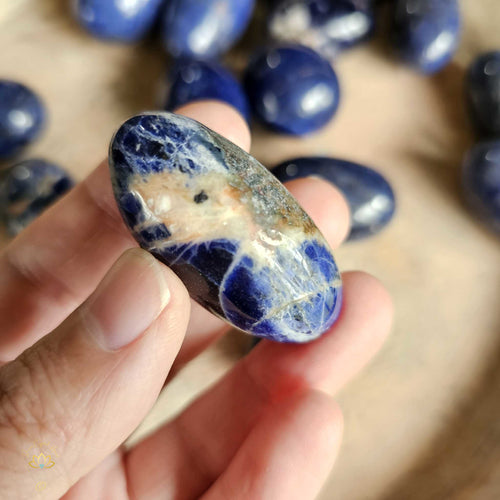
{"left": 1, "top": 1, "right": 499, "bottom": 499}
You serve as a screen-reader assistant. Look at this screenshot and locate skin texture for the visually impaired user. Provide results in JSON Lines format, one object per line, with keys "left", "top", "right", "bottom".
{"left": 0, "top": 101, "right": 392, "bottom": 499}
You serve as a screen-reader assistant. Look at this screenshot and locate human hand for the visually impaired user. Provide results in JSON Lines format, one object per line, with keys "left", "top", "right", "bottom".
{"left": 0, "top": 102, "right": 393, "bottom": 500}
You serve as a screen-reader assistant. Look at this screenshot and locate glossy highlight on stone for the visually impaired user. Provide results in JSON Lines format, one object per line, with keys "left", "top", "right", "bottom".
{"left": 73, "top": 0, "right": 164, "bottom": 42}
{"left": 109, "top": 112, "right": 342, "bottom": 342}
{"left": 391, "top": 0, "right": 461, "bottom": 74}
{"left": 244, "top": 45, "right": 340, "bottom": 135}
{"left": 161, "top": 0, "right": 255, "bottom": 59}
{"left": 273, "top": 156, "right": 396, "bottom": 240}
{"left": 462, "top": 141, "right": 500, "bottom": 234}
{"left": 0, "top": 80, "right": 46, "bottom": 159}
{"left": 0, "top": 159, "right": 74, "bottom": 236}
{"left": 268, "top": 0, "right": 375, "bottom": 59}
{"left": 466, "top": 51, "right": 500, "bottom": 138}
{"left": 166, "top": 60, "right": 250, "bottom": 121}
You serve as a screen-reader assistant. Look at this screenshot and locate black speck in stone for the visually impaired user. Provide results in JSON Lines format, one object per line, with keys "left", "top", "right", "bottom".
{"left": 143, "top": 140, "right": 169, "bottom": 160}
{"left": 194, "top": 190, "right": 208, "bottom": 203}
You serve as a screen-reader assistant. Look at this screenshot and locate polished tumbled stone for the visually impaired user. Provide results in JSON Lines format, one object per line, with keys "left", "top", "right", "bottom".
{"left": 391, "top": 0, "right": 461, "bottom": 74}
{"left": 0, "top": 159, "right": 73, "bottom": 236}
{"left": 268, "top": 0, "right": 375, "bottom": 59}
{"left": 161, "top": 0, "right": 255, "bottom": 59}
{"left": 109, "top": 112, "right": 342, "bottom": 342}
{"left": 273, "top": 156, "right": 396, "bottom": 240}
{"left": 466, "top": 51, "right": 500, "bottom": 138}
{"left": 73, "top": 0, "right": 164, "bottom": 42}
{"left": 0, "top": 80, "right": 46, "bottom": 159}
{"left": 462, "top": 141, "right": 500, "bottom": 234}
{"left": 166, "top": 60, "right": 250, "bottom": 122}
{"left": 244, "top": 45, "right": 340, "bottom": 135}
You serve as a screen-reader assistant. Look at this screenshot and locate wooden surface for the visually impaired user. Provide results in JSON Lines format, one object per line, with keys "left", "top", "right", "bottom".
{"left": 1, "top": 1, "right": 500, "bottom": 499}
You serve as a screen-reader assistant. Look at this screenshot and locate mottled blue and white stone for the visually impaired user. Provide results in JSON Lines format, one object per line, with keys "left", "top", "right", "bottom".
{"left": 0, "top": 159, "right": 74, "bottom": 236}
{"left": 272, "top": 156, "right": 396, "bottom": 240}
{"left": 268, "top": 0, "right": 375, "bottom": 59}
{"left": 109, "top": 112, "right": 342, "bottom": 342}
{"left": 161, "top": 0, "right": 255, "bottom": 59}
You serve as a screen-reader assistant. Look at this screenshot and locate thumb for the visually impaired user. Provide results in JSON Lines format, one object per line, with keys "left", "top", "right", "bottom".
{"left": 0, "top": 248, "right": 190, "bottom": 499}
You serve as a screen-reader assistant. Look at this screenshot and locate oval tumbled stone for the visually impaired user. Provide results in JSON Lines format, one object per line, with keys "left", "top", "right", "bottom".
{"left": 272, "top": 157, "right": 396, "bottom": 240}
{"left": 108, "top": 112, "right": 342, "bottom": 342}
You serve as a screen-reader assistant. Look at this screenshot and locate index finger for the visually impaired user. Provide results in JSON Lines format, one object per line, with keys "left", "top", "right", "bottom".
{"left": 0, "top": 101, "right": 251, "bottom": 362}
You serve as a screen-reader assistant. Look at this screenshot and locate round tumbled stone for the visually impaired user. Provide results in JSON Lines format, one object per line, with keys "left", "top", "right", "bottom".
{"left": 73, "top": 0, "right": 164, "bottom": 42}
{"left": 391, "top": 0, "right": 461, "bottom": 74}
{"left": 462, "top": 140, "right": 500, "bottom": 234}
{"left": 166, "top": 59, "right": 250, "bottom": 122}
{"left": 268, "top": 0, "right": 375, "bottom": 58}
{"left": 0, "top": 159, "right": 74, "bottom": 236}
{"left": 273, "top": 156, "right": 396, "bottom": 240}
{"left": 244, "top": 45, "right": 340, "bottom": 135}
{"left": 161, "top": 0, "right": 255, "bottom": 59}
{"left": 0, "top": 80, "right": 46, "bottom": 159}
{"left": 466, "top": 51, "right": 500, "bottom": 138}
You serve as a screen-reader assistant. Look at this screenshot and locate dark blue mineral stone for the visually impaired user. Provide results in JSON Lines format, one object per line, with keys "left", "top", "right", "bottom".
{"left": 466, "top": 51, "right": 500, "bottom": 138}
{"left": 73, "top": 0, "right": 164, "bottom": 42}
{"left": 273, "top": 156, "right": 396, "bottom": 240}
{"left": 0, "top": 159, "right": 74, "bottom": 236}
{"left": 0, "top": 80, "right": 46, "bottom": 159}
{"left": 161, "top": 0, "right": 255, "bottom": 59}
{"left": 244, "top": 45, "right": 340, "bottom": 135}
{"left": 462, "top": 141, "right": 500, "bottom": 234}
{"left": 268, "top": 0, "right": 375, "bottom": 58}
{"left": 166, "top": 60, "right": 250, "bottom": 121}
{"left": 109, "top": 112, "right": 343, "bottom": 342}
{"left": 391, "top": 0, "right": 461, "bottom": 74}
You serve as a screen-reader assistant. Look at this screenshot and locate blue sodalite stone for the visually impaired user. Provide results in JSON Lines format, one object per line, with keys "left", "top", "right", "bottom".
{"left": 0, "top": 80, "right": 46, "bottom": 159}
{"left": 109, "top": 112, "right": 342, "bottom": 342}
{"left": 462, "top": 141, "right": 500, "bottom": 234}
{"left": 166, "top": 60, "right": 250, "bottom": 122}
{"left": 273, "top": 157, "right": 396, "bottom": 240}
{"left": 268, "top": 0, "right": 375, "bottom": 59}
{"left": 73, "top": 0, "right": 164, "bottom": 42}
{"left": 466, "top": 51, "right": 500, "bottom": 138}
{"left": 244, "top": 45, "right": 340, "bottom": 135}
{"left": 161, "top": 0, "right": 255, "bottom": 59}
{"left": 0, "top": 159, "right": 74, "bottom": 236}
{"left": 391, "top": 0, "right": 461, "bottom": 74}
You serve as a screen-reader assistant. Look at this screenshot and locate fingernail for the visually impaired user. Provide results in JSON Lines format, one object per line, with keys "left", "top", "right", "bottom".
{"left": 84, "top": 248, "right": 171, "bottom": 351}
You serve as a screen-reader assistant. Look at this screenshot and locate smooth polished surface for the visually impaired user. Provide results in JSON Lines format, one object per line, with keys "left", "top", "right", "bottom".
{"left": 73, "top": 0, "right": 164, "bottom": 42}
{"left": 161, "top": 0, "right": 255, "bottom": 59}
{"left": 391, "top": 0, "right": 461, "bottom": 73}
{"left": 273, "top": 156, "right": 396, "bottom": 240}
{"left": 0, "top": 80, "right": 45, "bottom": 159}
{"left": 466, "top": 51, "right": 500, "bottom": 138}
{"left": 244, "top": 45, "right": 340, "bottom": 135}
{"left": 0, "top": 159, "right": 73, "bottom": 235}
{"left": 462, "top": 140, "right": 500, "bottom": 233}
{"left": 166, "top": 59, "right": 250, "bottom": 121}
{"left": 268, "top": 0, "right": 375, "bottom": 59}
{"left": 109, "top": 112, "right": 342, "bottom": 342}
